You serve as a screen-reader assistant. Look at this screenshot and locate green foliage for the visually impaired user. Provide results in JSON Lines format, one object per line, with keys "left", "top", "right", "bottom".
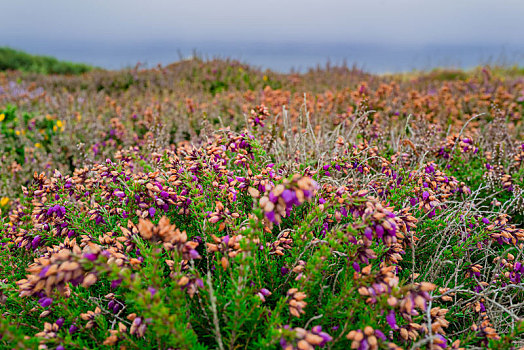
{"left": 0, "top": 47, "right": 93, "bottom": 75}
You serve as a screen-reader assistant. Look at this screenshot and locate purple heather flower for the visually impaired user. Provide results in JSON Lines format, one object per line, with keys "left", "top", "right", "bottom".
{"left": 425, "top": 164, "right": 435, "bottom": 173}
{"left": 56, "top": 317, "right": 65, "bottom": 328}
{"left": 114, "top": 191, "right": 126, "bottom": 198}
{"left": 260, "top": 288, "right": 271, "bottom": 297}
{"left": 281, "top": 189, "right": 295, "bottom": 205}
{"left": 148, "top": 207, "right": 156, "bottom": 218}
{"left": 266, "top": 211, "right": 276, "bottom": 223}
{"left": 69, "top": 324, "right": 78, "bottom": 334}
{"left": 434, "top": 334, "right": 447, "bottom": 349}
{"left": 422, "top": 191, "right": 429, "bottom": 200}
{"left": 189, "top": 249, "right": 200, "bottom": 259}
{"left": 375, "top": 225, "right": 384, "bottom": 238}
{"left": 113, "top": 304, "right": 122, "bottom": 313}
{"left": 352, "top": 262, "right": 361, "bottom": 272}
{"left": 39, "top": 266, "right": 50, "bottom": 278}
{"left": 38, "top": 297, "right": 53, "bottom": 308}
{"left": 281, "top": 267, "right": 289, "bottom": 276}
{"left": 364, "top": 227, "right": 373, "bottom": 240}
{"left": 57, "top": 345, "right": 65, "bottom": 350}
{"left": 386, "top": 310, "right": 399, "bottom": 330}
{"left": 482, "top": 218, "right": 490, "bottom": 224}
{"left": 84, "top": 253, "right": 97, "bottom": 261}
{"left": 375, "top": 329, "right": 386, "bottom": 341}
{"left": 479, "top": 302, "right": 486, "bottom": 312}
{"left": 110, "top": 279, "right": 122, "bottom": 289}
{"left": 31, "top": 235, "right": 42, "bottom": 249}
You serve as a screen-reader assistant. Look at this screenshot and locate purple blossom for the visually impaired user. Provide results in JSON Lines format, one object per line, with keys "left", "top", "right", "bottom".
{"left": 148, "top": 207, "right": 156, "bottom": 218}
{"left": 69, "top": 324, "right": 78, "bottom": 334}
{"left": 386, "top": 310, "right": 399, "bottom": 330}
{"left": 38, "top": 297, "right": 53, "bottom": 308}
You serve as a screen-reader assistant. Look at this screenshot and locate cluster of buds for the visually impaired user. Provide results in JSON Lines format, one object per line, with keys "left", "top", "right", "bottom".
{"left": 409, "top": 162, "right": 470, "bottom": 216}
{"left": 436, "top": 134, "right": 477, "bottom": 159}
{"left": 398, "top": 323, "right": 423, "bottom": 342}
{"left": 249, "top": 104, "right": 270, "bottom": 128}
{"left": 125, "top": 216, "right": 200, "bottom": 260}
{"left": 470, "top": 316, "right": 500, "bottom": 342}
{"left": 280, "top": 325, "right": 332, "bottom": 350}
{"left": 80, "top": 307, "right": 102, "bottom": 329}
{"left": 18, "top": 245, "right": 103, "bottom": 297}
{"left": 175, "top": 273, "right": 204, "bottom": 298}
{"left": 34, "top": 322, "right": 60, "bottom": 339}
{"left": 512, "top": 143, "right": 523, "bottom": 169}
{"left": 257, "top": 288, "right": 272, "bottom": 302}
{"left": 206, "top": 234, "right": 259, "bottom": 269}
{"left": 286, "top": 288, "right": 307, "bottom": 317}
{"left": 268, "top": 231, "right": 293, "bottom": 256}
{"left": 399, "top": 282, "right": 436, "bottom": 317}
{"left": 355, "top": 200, "right": 410, "bottom": 246}
{"left": 291, "top": 260, "right": 307, "bottom": 281}
{"left": 485, "top": 163, "right": 515, "bottom": 192}
{"left": 260, "top": 175, "right": 317, "bottom": 225}
{"left": 493, "top": 254, "right": 524, "bottom": 285}
{"left": 102, "top": 322, "right": 127, "bottom": 346}
{"left": 249, "top": 164, "right": 279, "bottom": 195}
{"left": 484, "top": 214, "right": 524, "bottom": 246}
{"left": 208, "top": 201, "right": 240, "bottom": 230}
{"left": 128, "top": 313, "right": 149, "bottom": 337}
{"left": 357, "top": 265, "right": 397, "bottom": 304}
{"left": 107, "top": 295, "right": 124, "bottom": 314}
{"left": 346, "top": 327, "right": 388, "bottom": 350}
{"left": 429, "top": 307, "right": 450, "bottom": 335}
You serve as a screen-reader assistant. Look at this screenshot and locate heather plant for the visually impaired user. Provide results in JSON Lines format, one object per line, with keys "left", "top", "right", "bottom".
{"left": 0, "top": 59, "right": 523, "bottom": 349}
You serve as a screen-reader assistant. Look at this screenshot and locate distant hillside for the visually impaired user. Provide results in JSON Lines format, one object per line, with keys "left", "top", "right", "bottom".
{"left": 0, "top": 47, "right": 94, "bottom": 75}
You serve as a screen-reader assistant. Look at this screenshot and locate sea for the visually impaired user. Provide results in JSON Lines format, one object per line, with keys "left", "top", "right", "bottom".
{"left": 7, "top": 40, "right": 524, "bottom": 74}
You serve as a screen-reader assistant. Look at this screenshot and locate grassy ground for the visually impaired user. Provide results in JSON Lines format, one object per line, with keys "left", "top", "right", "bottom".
{"left": 0, "top": 54, "right": 523, "bottom": 349}
{"left": 0, "top": 47, "right": 94, "bottom": 75}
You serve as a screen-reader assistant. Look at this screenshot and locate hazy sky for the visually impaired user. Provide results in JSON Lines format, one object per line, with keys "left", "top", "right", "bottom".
{"left": 1, "top": 1, "right": 523, "bottom": 72}
{"left": 1, "top": 0, "right": 523, "bottom": 45}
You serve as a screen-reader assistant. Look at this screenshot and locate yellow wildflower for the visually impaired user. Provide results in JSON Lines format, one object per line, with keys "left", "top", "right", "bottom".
{"left": 0, "top": 113, "right": 4, "bottom": 122}
{"left": 53, "top": 125, "right": 57, "bottom": 132}
{"left": 15, "top": 130, "right": 20, "bottom": 136}
{"left": 57, "top": 120, "right": 63, "bottom": 128}
{"left": 35, "top": 143, "right": 42, "bottom": 148}
{"left": 77, "top": 114, "right": 82, "bottom": 121}
{"left": 263, "top": 75, "right": 268, "bottom": 81}
{"left": 0, "top": 197, "right": 9, "bottom": 207}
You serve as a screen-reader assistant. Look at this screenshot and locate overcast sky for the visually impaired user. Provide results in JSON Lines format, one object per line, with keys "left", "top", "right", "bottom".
{"left": 1, "top": 1, "right": 523, "bottom": 72}
{"left": 2, "top": 0, "right": 523, "bottom": 45}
